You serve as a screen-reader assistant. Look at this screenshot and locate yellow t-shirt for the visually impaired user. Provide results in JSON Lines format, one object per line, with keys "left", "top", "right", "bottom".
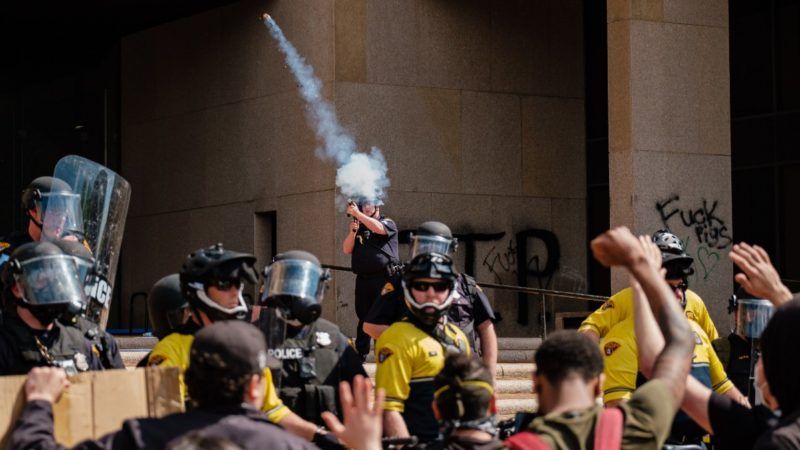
{"left": 148, "top": 330, "right": 289, "bottom": 423}
{"left": 375, "top": 320, "right": 471, "bottom": 440}
{"left": 600, "top": 318, "right": 733, "bottom": 403}
{"left": 579, "top": 287, "right": 718, "bottom": 341}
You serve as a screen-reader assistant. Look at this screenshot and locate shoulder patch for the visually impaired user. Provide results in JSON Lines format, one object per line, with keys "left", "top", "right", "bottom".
{"left": 378, "top": 347, "right": 393, "bottom": 363}
{"left": 381, "top": 282, "right": 395, "bottom": 296}
{"left": 148, "top": 355, "right": 167, "bottom": 366}
{"left": 685, "top": 310, "right": 697, "bottom": 321}
{"left": 604, "top": 342, "right": 621, "bottom": 356}
{"left": 0, "top": 242, "right": 9, "bottom": 252}
{"left": 601, "top": 300, "right": 615, "bottom": 311}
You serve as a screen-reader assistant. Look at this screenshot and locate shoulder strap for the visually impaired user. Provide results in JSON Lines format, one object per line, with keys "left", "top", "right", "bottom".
{"left": 505, "top": 432, "right": 551, "bottom": 450}
{"left": 594, "top": 407, "right": 624, "bottom": 450}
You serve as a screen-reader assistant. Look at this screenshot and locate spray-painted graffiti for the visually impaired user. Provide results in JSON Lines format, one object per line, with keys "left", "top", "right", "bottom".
{"left": 656, "top": 195, "right": 732, "bottom": 250}
{"left": 399, "top": 228, "right": 563, "bottom": 325}
{"left": 655, "top": 195, "right": 731, "bottom": 282}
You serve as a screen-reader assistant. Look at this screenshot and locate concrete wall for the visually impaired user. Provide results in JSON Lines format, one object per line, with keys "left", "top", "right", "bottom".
{"left": 607, "top": 0, "right": 732, "bottom": 326}
{"left": 120, "top": 0, "right": 587, "bottom": 337}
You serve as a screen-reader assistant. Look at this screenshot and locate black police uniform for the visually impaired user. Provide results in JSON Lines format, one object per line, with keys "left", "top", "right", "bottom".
{"left": 9, "top": 401, "right": 317, "bottom": 450}
{"left": 713, "top": 333, "right": 755, "bottom": 402}
{"left": 271, "top": 318, "right": 367, "bottom": 424}
{"left": 0, "top": 315, "right": 102, "bottom": 375}
{"left": 68, "top": 315, "right": 125, "bottom": 369}
{"left": 364, "top": 273, "right": 495, "bottom": 353}
{"left": 350, "top": 216, "right": 399, "bottom": 356}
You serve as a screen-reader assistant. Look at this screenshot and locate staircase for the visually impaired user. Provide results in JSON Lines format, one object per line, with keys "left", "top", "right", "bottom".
{"left": 118, "top": 336, "right": 540, "bottom": 418}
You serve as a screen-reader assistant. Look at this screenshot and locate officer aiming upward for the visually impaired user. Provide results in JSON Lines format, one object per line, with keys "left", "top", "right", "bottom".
{"left": 0, "top": 177, "right": 83, "bottom": 269}
{"left": 0, "top": 242, "right": 103, "bottom": 375}
{"left": 147, "top": 244, "right": 335, "bottom": 448}
{"left": 257, "top": 250, "right": 367, "bottom": 427}
{"left": 363, "top": 221, "right": 498, "bottom": 381}
{"left": 375, "top": 252, "right": 471, "bottom": 444}
{"left": 341, "top": 199, "right": 399, "bottom": 361}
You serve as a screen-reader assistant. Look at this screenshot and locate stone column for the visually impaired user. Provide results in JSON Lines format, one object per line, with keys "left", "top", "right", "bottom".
{"left": 607, "top": 0, "right": 733, "bottom": 325}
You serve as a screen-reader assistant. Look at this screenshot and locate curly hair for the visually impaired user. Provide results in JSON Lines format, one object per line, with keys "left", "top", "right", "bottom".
{"left": 535, "top": 331, "right": 604, "bottom": 386}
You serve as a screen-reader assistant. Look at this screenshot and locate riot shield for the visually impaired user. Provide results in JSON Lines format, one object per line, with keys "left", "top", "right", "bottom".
{"left": 254, "top": 306, "right": 288, "bottom": 389}
{"left": 44, "top": 155, "right": 131, "bottom": 328}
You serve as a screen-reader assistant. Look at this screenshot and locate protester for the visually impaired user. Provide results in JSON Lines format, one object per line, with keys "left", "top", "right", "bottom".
{"left": 505, "top": 227, "right": 694, "bottom": 449}
{"left": 8, "top": 321, "right": 385, "bottom": 450}
{"left": 636, "top": 242, "right": 800, "bottom": 449}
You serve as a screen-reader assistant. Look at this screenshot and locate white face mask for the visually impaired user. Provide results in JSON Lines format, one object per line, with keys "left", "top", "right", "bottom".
{"left": 754, "top": 360, "right": 766, "bottom": 407}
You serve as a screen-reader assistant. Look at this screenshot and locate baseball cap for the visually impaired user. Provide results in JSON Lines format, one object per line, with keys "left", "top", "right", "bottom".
{"left": 189, "top": 321, "right": 279, "bottom": 376}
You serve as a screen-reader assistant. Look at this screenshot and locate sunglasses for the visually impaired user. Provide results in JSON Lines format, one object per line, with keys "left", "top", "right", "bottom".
{"left": 668, "top": 282, "right": 688, "bottom": 293}
{"left": 210, "top": 278, "right": 243, "bottom": 290}
{"left": 410, "top": 281, "right": 450, "bottom": 293}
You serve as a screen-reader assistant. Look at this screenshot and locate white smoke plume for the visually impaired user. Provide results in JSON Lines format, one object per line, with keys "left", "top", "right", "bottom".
{"left": 262, "top": 15, "right": 390, "bottom": 204}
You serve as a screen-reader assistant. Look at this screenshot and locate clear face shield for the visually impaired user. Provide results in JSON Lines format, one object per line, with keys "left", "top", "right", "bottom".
{"left": 261, "top": 259, "right": 327, "bottom": 311}
{"left": 409, "top": 234, "right": 457, "bottom": 259}
{"left": 38, "top": 193, "right": 84, "bottom": 241}
{"left": 15, "top": 254, "right": 87, "bottom": 309}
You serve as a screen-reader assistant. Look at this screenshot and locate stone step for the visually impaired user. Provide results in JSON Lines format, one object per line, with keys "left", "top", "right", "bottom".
{"left": 116, "top": 336, "right": 158, "bottom": 350}
{"left": 496, "top": 396, "right": 537, "bottom": 418}
{"left": 496, "top": 338, "right": 541, "bottom": 351}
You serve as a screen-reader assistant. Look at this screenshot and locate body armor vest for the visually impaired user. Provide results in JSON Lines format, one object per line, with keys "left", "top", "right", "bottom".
{"left": 276, "top": 318, "right": 346, "bottom": 424}
{"left": 449, "top": 274, "right": 478, "bottom": 352}
{"left": 1, "top": 316, "right": 93, "bottom": 375}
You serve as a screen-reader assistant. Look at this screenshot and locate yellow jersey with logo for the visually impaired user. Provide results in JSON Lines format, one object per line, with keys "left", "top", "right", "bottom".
{"left": 375, "top": 320, "right": 471, "bottom": 440}
{"left": 579, "top": 287, "right": 718, "bottom": 341}
{"left": 600, "top": 318, "right": 733, "bottom": 403}
{"left": 148, "top": 330, "right": 289, "bottom": 423}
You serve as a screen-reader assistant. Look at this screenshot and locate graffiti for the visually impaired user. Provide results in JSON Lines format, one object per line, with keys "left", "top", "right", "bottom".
{"left": 684, "top": 236, "right": 721, "bottom": 282}
{"left": 656, "top": 195, "right": 732, "bottom": 250}
{"left": 400, "top": 227, "right": 563, "bottom": 325}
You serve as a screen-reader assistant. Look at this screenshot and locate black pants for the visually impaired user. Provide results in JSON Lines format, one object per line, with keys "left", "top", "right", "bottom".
{"left": 355, "top": 275, "right": 387, "bottom": 356}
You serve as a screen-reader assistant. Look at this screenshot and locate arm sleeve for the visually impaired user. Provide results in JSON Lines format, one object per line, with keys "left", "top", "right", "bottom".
{"left": 262, "top": 368, "right": 290, "bottom": 423}
{"left": 471, "top": 285, "right": 496, "bottom": 324}
{"left": 708, "top": 393, "right": 766, "bottom": 449}
{"left": 708, "top": 341, "right": 734, "bottom": 395}
{"left": 381, "top": 219, "right": 398, "bottom": 238}
{"left": 364, "top": 289, "right": 404, "bottom": 325}
{"left": 7, "top": 400, "right": 68, "bottom": 450}
{"left": 338, "top": 334, "right": 368, "bottom": 382}
{"left": 620, "top": 379, "right": 676, "bottom": 448}
{"left": 578, "top": 290, "right": 631, "bottom": 337}
{"left": 374, "top": 340, "right": 412, "bottom": 413}
{"left": 696, "top": 296, "right": 719, "bottom": 341}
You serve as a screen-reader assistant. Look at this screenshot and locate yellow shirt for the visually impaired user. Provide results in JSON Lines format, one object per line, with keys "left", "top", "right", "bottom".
{"left": 579, "top": 287, "right": 718, "bottom": 341}
{"left": 375, "top": 320, "right": 471, "bottom": 440}
{"left": 148, "top": 330, "right": 289, "bottom": 423}
{"left": 601, "top": 318, "right": 733, "bottom": 403}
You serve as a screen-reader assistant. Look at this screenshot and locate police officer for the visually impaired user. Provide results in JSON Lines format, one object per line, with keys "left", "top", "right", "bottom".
{"left": 712, "top": 287, "right": 760, "bottom": 403}
{"left": 147, "top": 273, "right": 189, "bottom": 340}
{"left": 0, "top": 241, "right": 102, "bottom": 375}
{"left": 0, "top": 176, "right": 83, "bottom": 269}
{"left": 375, "top": 252, "right": 471, "bottom": 444}
{"left": 51, "top": 239, "right": 125, "bottom": 370}
{"left": 341, "top": 199, "right": 399, "bottom": 361}
{"left": 257, "top": 250, "right": 366, "bottom": 425}
{"left": 147, "top": 244, "right": 330, "bottom": 446}
{"left": 363, "top": 221, "right": 498, "bottom": 380}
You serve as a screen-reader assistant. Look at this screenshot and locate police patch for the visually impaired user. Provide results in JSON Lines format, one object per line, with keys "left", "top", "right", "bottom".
{"left": 378, "top": 348, "right": 393, "bottom": 363}
{"left": 380, "top": 282, "right": 395, "bottom": 296}
{"left": 601, "top": 300, "right": 615, "bottom": 311}
{"left": 148, "top": 355, "right": 167, "bottom": 366}
{"left": 604, "top": 342, "right": 621, "bottom": 356}
{"left": 316, "top": 331, "right": 331, "bottom": 347}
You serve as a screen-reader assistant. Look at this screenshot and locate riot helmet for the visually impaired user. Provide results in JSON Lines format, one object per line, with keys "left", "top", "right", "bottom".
{"left": 180, "top": 243, "right": 258, "bottom": 323}
{"left": 147, "top": 274, "right": 189, "bottom": 339}
{"left": 409, "top": 221, "right": 458, "bottom": 259}
{"left": 1, "top": 241, "right": 86, "bottom": 325}
{"left": 21, "top": 176, "right": 84, "bottom": 241}
{"left": 402, "top": 252, "right": 458, "bottom": 327}
{"left": 49, "top": 239, "right": 95, "bottom": 318}
{"left": 652, "top": 230, "right": 694, "bottom": 279}
{"left": 260, "top": 250, "right": 329, "bottom": 326}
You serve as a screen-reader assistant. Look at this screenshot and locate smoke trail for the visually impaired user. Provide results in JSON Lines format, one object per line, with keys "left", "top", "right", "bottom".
{"left": 262, "top": 15, "right": 390, "bottom": 204}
